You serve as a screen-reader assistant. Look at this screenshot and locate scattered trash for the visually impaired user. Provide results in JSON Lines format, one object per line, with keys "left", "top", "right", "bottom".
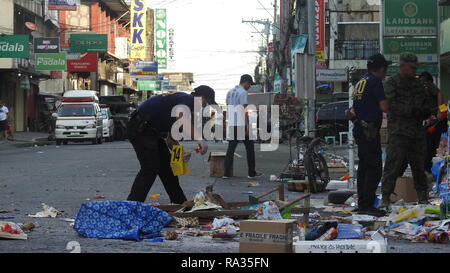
{"left": 164, "top": 231, "right": 178, "bottom": 240}
{"left": 21, "top": 222, "right": 36, "bottom": 232}
{"left": 0, "top": 222, "right": 27, "bottom": 240}
{"left": 242, "top": 191, "right": 254, "bottom": 195}
{"left": 336, "top": 224, "right": 362, "bottom": 239}
{"left": 212, "top": 217, "right": 235, "bottom": 230}
{"left": 344, "top": 194, "right": 358, "bottom": 207}
{"left": 247, "top": 182, "right": 260, "bottom": 187}
{"left": 28, "top": 203, "right": 61, "bottom": 218}
{"left": 94, "top": 194, "right": 105, "bottom": 199}
{"left": 269, "top": 175, "right": 278, "bottom": 182}
{"left": 174, "top": 216, "right": 199, "bottom": 228}
{"left": 255, "top": 201, "right": 282, "bottom": 220}
{"left": 0, "top": 216, "right": 14, "bottom": 220}
{"left": 190, "top": 192, "right": 222, "bottom": 212}
{"left": 317, "top": 227, "right": 338, "bottom": 241}
{"left": 149, "top": 194, "right": 161, "bottom": 199}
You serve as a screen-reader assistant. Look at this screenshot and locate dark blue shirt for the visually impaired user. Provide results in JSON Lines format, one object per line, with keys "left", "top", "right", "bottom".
{"left": 138, "top": 93, "right": 194, "bottom": 133}
{"left": 352, "top": 73, "right": 386, "bottom": 128}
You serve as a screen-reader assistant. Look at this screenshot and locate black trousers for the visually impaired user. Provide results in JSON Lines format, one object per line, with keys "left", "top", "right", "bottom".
{"left": 224, "top": 126, "right": 256, "bottom": 177}
{"left": 354, "top": 125, "right": 382, "bottom": 210}
{"left": 126, "top": 117, "right": 187, "bottom": 204}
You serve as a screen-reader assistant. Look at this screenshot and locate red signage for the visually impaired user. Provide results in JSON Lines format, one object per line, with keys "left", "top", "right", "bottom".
{"left": 67, "top": 53, "right": 98, "bottom": 72}
{"left": 315, "top": 0, "right": 325, "bottom": 53}
{"left": 25, "top": 22, "right": 37, "bottom": 31}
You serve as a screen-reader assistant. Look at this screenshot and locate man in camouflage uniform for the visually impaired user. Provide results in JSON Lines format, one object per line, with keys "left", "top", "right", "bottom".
{"left": 380, "top": 53, "right": 435, "bottom": 208}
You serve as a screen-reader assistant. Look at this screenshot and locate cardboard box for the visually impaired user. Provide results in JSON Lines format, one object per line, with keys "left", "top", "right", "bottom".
{"left": 390, "top": 176, "right": 418, "bottom": 203}
{"left": 293, "top": 231, "right": 387, "bottom": 253}
{"left": 239, "top": 220, "right": 295, "bottom": 253}
{"left": 208, "top": 152, "right": 231, "bottom": 177}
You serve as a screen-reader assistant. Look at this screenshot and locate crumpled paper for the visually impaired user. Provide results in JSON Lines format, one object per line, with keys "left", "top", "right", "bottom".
{"left": 212, "top": 217, "right": 235, "bottom": 230}
{"left": 190, "top": 192, "right": 222, "bottom": 212}
{"left": 28, "top": 203, "right": 61, "bottom": 218}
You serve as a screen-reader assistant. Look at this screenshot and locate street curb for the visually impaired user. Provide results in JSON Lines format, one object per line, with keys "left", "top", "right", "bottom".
{"left": 5, "top": 138, "right": 55, "bottom": 149}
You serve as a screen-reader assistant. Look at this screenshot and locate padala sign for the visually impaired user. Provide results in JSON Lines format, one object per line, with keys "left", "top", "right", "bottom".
{"left": 384, "top": 0, "right": 438, "bottom": 36}
{"left": 35, "top": 53, "right": 67, "bottom": 71}
{"left": 0, "top": 35, "right": 29, "bottom": 58}
{"left": 384, "top": 37, "right": 438, "bottom": 63}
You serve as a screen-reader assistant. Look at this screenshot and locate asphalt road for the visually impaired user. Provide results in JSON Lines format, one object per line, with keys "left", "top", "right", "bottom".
{"left": 0, "top": 140, "right": 449, "bottom": 253}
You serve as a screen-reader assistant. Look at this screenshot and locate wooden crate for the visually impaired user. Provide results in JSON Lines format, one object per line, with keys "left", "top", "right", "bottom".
{"left": 208, "top": 152, "right": 231, "bottom": 177}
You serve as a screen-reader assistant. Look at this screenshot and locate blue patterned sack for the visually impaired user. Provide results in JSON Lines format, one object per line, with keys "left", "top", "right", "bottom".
{"left": 74, "top": 201, "right": 172, "bottom": 241}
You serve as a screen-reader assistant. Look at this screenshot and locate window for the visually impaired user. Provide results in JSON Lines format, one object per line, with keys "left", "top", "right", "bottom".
{"left": 58, "top": 105, "right": 95, "bottom": 117}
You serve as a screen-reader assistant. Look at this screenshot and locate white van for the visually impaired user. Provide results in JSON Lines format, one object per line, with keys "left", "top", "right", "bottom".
{"left": 55, "top": 90, "right": 104, "bottom": 145}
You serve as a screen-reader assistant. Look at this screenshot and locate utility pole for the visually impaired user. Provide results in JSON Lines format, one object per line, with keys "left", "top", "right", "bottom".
{"left": 271, "top": 0, "right": 278, "bottom": 92}
{"left": 242, "top": 19, "right": 272, "bottom": 92}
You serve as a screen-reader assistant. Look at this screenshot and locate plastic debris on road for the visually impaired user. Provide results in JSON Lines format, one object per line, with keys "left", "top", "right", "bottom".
{"left": 28, "top": 203, "right": 61, "bottom": 218}
{"left": 0, "top": 221, "right": 27, "bottom": 240}
{"left": 255, "top": 201, "right": 282, "bottom": 220}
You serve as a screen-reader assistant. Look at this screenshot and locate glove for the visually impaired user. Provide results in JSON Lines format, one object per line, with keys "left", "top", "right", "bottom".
{"left": 198, "top": 140, "right": 208, "bottom": 155}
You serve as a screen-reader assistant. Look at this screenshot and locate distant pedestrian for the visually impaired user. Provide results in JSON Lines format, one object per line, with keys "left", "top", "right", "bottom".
{"left": 0, "top": 101, "right": 9, "bottom": 140}
{"left": 223, "top": 74, "right": 263, "bottom": 179}
{"left": 347, "top": 53, "right": 390, "bottom": 217}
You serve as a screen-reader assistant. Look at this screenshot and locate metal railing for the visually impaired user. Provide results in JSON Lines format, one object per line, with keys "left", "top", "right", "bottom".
{"left": 334, "top": 40, "right": 380, "bottom": 60}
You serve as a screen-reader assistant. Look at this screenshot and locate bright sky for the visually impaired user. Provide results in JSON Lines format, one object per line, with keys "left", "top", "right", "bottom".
{"left": 147, "top": 0, "right": 275, "bottom": 104}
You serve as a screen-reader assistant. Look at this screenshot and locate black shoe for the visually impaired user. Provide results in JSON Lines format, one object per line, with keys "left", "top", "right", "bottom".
{"left": 248, "top": 172, "right": 264, "bottom": 179}
{"left": 358, "top": 207, "right": 386, "bottom": 217}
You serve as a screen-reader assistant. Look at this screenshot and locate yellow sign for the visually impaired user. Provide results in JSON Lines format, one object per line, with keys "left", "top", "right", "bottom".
{"left": 170, "top": 145, "right": 190, "bottom": 176}
{"left": 130, "top": 0, "right": 147, "bottom": 59}
{"left": 316, "top": 50, "right": 325, "bottom": 61}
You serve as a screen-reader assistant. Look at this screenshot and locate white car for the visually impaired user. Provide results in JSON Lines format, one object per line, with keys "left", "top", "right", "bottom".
{"left": 101, "top": 108, "right": 115, "bottom": 142}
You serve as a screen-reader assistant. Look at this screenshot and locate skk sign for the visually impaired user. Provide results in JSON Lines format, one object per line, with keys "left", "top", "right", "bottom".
{"left": 130, "top": 0, "right": 147, "bottom": 59}
{"left": 315, "top": 0, "right": 325, "bottom": 60}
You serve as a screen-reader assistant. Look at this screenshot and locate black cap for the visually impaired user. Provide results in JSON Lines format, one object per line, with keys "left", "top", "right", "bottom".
{"left": 192, "top": 85, "right": 217, "bottom": 105}
{"left": 367, "top": 53, "right": 392, "bottom": 68}
{"left": 240, "top": 74, "right": 256, "bottom": 85}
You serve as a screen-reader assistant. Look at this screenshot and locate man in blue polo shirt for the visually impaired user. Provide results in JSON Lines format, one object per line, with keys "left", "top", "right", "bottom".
{"left": 348, "top": 53, "right": 390, "bottom": 217}
{"left": 127, "top": 86, "right": 216, "bottom": 204}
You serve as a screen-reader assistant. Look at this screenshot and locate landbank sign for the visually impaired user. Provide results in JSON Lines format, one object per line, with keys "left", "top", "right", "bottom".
{"left": 384, "top": 0, "right": 438, "bottom": 36}
{"left": 0, "top": 35, "right": 29, "bottom": 58}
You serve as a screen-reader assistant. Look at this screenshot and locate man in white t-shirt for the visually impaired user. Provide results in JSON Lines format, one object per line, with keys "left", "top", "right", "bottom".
{"left": 223, "top": 75, "right": 263, "bottom": 179}
{"left": 0, "top": 101, "right": 9, "bottom": 140}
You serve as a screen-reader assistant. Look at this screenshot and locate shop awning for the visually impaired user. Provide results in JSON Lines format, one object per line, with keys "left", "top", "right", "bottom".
{"left": 101, "top": 0, "right": 130, "bottom": 24}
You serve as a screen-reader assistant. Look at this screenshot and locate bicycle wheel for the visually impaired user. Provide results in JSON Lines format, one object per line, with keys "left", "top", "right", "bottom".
{"left": 316, "top": 154, "right": 330, "bottom": 187}
{"left": 304, "top": 154, "right": 318, "bottom": 193}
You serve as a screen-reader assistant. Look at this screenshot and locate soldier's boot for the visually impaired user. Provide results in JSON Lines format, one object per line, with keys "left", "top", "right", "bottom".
{"left": 418, "top": 191, "right": 429, "bottom": 204}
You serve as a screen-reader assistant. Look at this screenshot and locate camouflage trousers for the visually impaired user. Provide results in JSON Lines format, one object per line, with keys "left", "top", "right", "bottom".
{"left": 381, "top": 135, "right": 428, "bottom": 200}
